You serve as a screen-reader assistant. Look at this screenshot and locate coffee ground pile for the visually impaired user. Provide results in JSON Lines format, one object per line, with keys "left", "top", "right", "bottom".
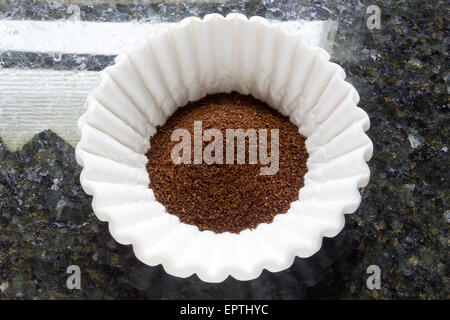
{"left": 146, "top": 92, "right": 308, "bottom": 234}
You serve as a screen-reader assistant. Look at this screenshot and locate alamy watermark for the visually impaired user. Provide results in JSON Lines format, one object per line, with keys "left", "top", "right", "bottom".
{"left": 170, "top": 121, "right": 279, "bottom": 175}
{"left": 66, "top": 265, "right": 81, "bottom": 290}
{"left": 366, "top": 265, "right": 381, "bottom": 290}
{"left": 366, "top": 5, "right": 381, "bottom": 30}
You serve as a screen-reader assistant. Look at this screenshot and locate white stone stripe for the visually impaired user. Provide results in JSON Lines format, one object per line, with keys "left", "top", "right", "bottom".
{"left": 0, "top": 20, "right": 167, "bottom": 55}
{"left": 0, "top": 19, "right": 334, "bottom": 55}
{"left": 0, "top": 69, "right": 99, "bottom": 150}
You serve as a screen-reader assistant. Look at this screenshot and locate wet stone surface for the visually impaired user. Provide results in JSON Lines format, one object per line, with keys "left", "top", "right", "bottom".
{"left": 0, "top": 0, "right": 449, "bottom": 299}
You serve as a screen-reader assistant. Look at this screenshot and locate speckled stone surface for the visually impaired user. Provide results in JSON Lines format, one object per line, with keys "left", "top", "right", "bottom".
{"left": 0, "top": 0, "right": 448, "bottom": 299}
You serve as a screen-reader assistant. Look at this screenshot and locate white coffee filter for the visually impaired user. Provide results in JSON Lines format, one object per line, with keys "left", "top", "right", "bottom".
{"left": 76, "top": 13, "right": 373, "bottom": 283}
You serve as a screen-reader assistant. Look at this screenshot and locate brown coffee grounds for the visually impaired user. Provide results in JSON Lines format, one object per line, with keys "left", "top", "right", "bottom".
{"left": 146, "top": 92, "right": 308, "bottom": 234}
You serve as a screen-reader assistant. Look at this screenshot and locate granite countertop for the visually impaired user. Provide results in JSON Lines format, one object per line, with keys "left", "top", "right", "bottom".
{"left": 0, "top": 0, "right": 448, "bottom": 299}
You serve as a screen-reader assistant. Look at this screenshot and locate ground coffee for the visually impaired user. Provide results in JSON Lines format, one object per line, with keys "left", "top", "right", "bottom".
{"left": 146, "top": 92, "right": 308, "bottom": 234}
